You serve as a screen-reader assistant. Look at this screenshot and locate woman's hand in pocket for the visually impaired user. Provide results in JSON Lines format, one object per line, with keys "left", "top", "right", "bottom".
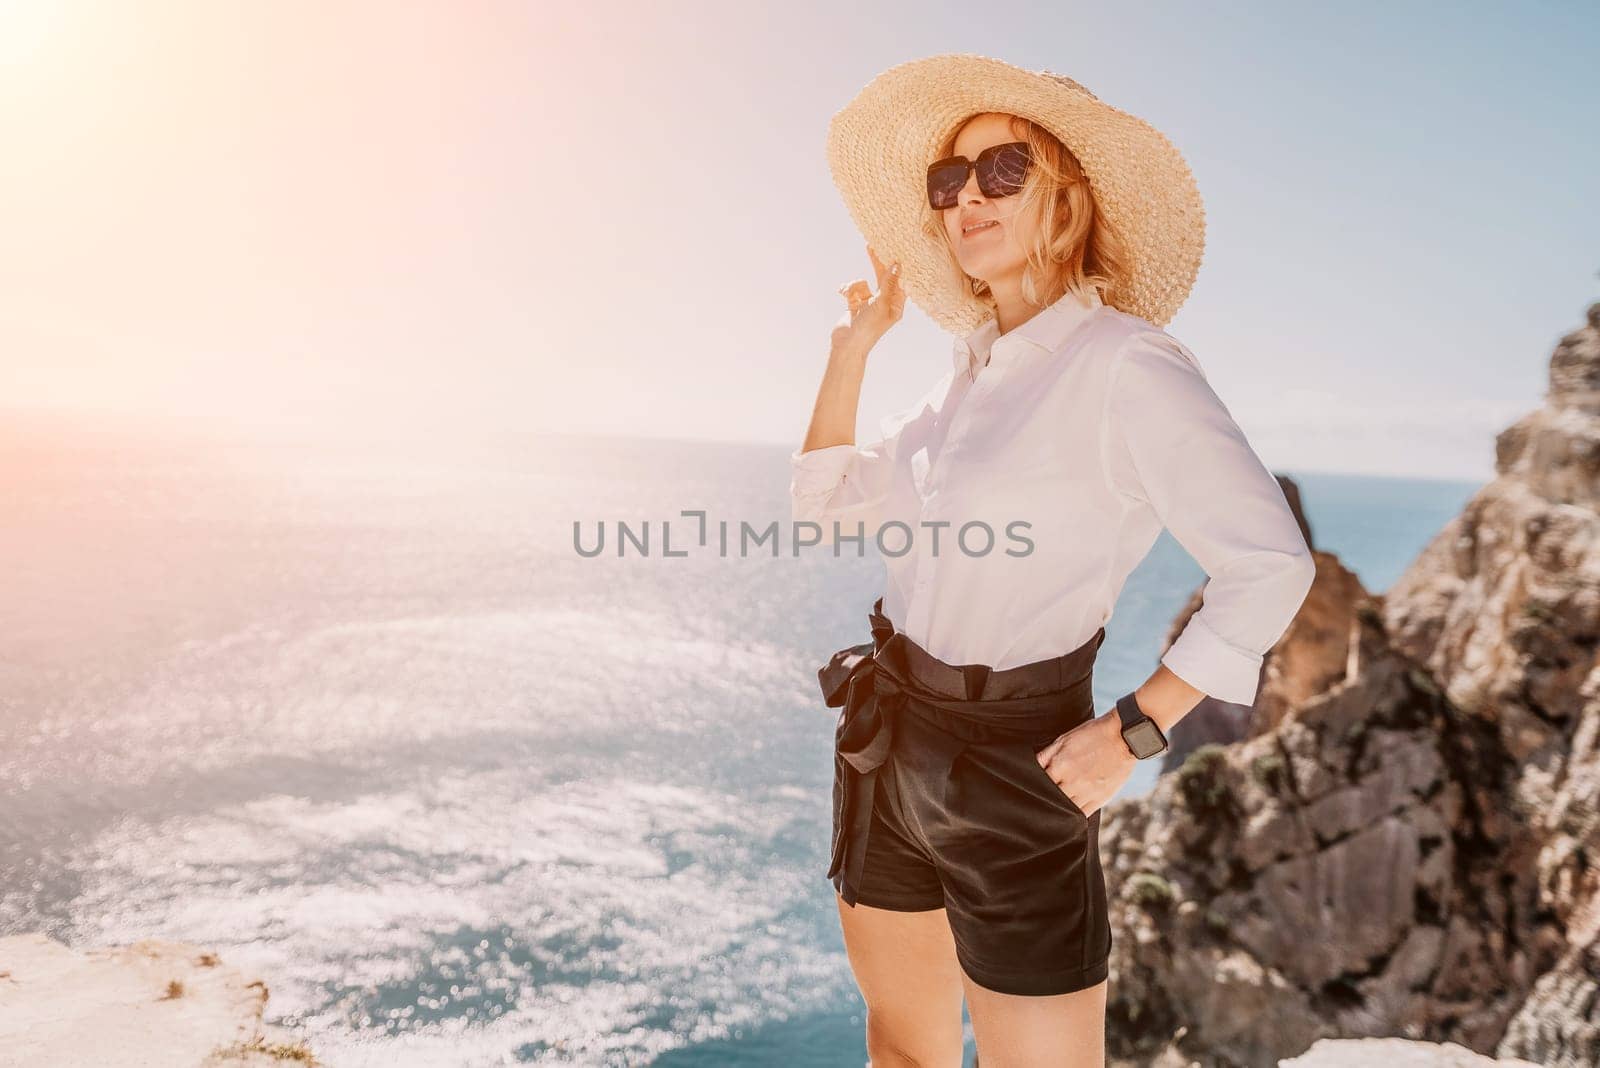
{"left": 1034, "top": 710, "right": 1136, "bottom": 818}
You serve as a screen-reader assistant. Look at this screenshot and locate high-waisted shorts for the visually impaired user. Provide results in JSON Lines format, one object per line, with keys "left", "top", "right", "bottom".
{"left": 821, "top": 600, "right": 1112, "bottom": 997}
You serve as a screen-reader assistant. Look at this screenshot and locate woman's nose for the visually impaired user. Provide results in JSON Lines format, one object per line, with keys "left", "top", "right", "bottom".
{"left": 959, "top": 168, "right": 985, "bottom": 202}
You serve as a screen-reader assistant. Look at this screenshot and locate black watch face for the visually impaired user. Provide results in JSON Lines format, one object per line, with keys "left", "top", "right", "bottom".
{"left": 1125, "top": 719, "right": 1166, "bottom": 759}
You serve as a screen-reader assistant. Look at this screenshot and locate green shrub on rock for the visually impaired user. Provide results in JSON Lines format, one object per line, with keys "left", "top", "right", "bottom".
{"left": 1128, "top": 872, "right": 1176, "bottom": 911}
{"left": 1177, "top": 744, "right": 1236, "bottom": 818}
{"left": 1250, "top": 751, "right": 1286, "bottom": 792}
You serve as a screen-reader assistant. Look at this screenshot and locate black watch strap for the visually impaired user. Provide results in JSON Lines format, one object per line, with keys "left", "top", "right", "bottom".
{"left": 1115, "top": 692, "right": 1169, "bottom": 760}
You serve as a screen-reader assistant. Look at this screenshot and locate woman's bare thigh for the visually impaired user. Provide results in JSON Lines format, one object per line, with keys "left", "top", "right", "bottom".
{"left": 836, "top": 892, "right": 966, "bottom": 1066}
{"left": 960, "top": 973, "right": 1106, "bottom": 1068}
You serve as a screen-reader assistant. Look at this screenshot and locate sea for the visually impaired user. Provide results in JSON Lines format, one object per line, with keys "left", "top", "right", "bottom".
{"left": 0, "top": 421, "right": 1483, "bottom": 1066}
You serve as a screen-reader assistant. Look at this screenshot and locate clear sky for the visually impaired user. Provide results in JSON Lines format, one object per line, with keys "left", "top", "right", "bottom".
{"left": 3, "top": 1, "right": 1597, "bottom": 480}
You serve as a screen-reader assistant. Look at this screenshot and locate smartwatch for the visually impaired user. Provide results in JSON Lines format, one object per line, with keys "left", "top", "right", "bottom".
{"left": 1115, "top": 692, "right": 1169, "bottom": 760}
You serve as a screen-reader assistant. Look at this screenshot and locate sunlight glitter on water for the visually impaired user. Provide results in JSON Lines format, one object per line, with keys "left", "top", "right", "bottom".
{"left": 55, "top": 764, "right": 849, "bottom": 1065}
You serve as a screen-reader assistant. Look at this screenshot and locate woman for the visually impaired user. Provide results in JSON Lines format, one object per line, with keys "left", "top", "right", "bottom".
{"left": 791, "top": 55, "right": 1316, "bottom": 1066}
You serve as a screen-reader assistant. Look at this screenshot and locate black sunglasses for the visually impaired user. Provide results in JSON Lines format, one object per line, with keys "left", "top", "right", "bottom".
{"left": 926, "top": 141, "right": 1032, "bottom": 211}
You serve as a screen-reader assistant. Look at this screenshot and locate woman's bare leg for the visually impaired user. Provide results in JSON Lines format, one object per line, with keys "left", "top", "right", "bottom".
{"left": 836, "top": 892, "right": 967, "bottom": 1066}
{"left": 960, "top": 973, "right": 1106, "bottom": 1068}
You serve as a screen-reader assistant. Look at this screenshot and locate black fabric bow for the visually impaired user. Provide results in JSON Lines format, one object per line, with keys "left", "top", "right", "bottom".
{"left": 818, "top": 635, "right": 909, "bottom": 906}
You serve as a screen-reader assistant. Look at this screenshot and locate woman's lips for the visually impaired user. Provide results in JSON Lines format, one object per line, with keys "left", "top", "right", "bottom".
{"left": 962, "top": 220, "right": 1000, "bottom": 240}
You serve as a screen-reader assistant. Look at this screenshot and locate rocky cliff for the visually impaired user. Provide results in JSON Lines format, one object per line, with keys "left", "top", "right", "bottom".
{"left": 1103, "top": 302, "right": 1600, "bottom": 1068}
{"left": 0, "top": 932, "right": 321, "bottom": 1067}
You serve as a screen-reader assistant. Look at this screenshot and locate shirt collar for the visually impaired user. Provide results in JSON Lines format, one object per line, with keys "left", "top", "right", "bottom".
{"left": 951, "top": 287, "right": 1105, "bottom": 378}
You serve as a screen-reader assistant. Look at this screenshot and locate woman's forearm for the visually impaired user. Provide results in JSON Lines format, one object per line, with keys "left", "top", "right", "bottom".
{"left": 1131, "top": 664, "right": 1206, "bottom": 736}
{"left": 800, "top": 340, "right": 872, "bottom": 454}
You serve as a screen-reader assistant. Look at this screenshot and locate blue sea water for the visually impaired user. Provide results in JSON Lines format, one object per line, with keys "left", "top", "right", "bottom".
{"left": 0, "top": 424, "right": 1483, "bottom": 1066}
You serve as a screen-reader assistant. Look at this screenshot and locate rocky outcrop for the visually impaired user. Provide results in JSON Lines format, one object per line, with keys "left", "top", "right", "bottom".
{"left": 1105, "top": 302, "right": 1600, "bottom": 1067}
{"left": 1103, "top": 610, "right": 1540, "bottom": 1066}
{"left": 1382, "top": 302, "right": 1600, "bottom": 1066}
{"left": 0, "top": 932, "right": 320, "bottom": 1067}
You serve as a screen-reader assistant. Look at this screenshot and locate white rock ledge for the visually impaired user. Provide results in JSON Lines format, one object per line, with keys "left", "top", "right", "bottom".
{"left": 0, "top": 932, "right": 321, "bottom": 1067}
{"left": 1277, "top": 1036, "right": 1544, "bottom": 1067}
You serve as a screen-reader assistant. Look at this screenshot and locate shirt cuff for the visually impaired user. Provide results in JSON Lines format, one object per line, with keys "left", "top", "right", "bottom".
{"left": 1159, "top": 610, "right": 1267, "bottom": 706}
{"left": 789, "top": 444, "right": 857, "bottom": 499}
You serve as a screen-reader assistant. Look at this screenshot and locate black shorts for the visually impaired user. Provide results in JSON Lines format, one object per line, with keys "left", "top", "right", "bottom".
{"left": 824, "top": 608, "right": 1112, "bottom": 997}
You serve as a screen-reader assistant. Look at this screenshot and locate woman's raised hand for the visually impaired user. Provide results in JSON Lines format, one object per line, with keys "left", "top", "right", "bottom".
{"left": 832, "top": 243, "right": 906, "bottom": 354}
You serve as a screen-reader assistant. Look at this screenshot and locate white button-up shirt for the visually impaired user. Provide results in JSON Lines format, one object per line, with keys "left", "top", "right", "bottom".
{"left": 789, "top": 288, "right": 1315, "bottom": 706}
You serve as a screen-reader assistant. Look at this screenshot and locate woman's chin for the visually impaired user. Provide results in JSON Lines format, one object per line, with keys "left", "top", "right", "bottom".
{"left": 956, "top": 255, "right": 995, "bottom": 280}
{"left": 956, "top": 256, "right": 1021, "bottom": 288}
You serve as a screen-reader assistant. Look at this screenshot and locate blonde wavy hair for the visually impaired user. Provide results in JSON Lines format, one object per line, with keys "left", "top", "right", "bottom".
{"left": 921, "top": 113, "right": 1131, "bottom": 316}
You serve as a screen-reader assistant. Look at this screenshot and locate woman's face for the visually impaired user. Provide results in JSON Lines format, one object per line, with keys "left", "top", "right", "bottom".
{"left": 939, "top": 112, "right": 1041, "bottom": 287}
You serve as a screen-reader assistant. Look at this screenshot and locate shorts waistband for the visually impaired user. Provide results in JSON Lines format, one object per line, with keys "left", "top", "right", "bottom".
{"left": 865, "top": 597, "right": 1105, "bottom": 707}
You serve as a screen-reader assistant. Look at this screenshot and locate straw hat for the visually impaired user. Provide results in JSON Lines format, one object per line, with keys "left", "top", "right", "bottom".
{"left": 825, "top": 53, "right": 1205, "bottom": 334}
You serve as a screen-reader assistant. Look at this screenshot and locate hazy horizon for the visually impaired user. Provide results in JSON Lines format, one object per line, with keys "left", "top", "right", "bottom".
{"left": 0, "top": 402, "right": 1504, "bottom": 488}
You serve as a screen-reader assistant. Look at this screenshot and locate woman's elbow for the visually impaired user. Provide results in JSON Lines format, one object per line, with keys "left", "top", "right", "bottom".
{"left": 1285, "top": 543, "right": 1318, "bottom": 609}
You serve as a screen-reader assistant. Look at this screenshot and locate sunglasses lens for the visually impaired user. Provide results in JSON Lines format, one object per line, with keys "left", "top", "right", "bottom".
{"left": 927, "top": 161, "right": 968, "bottom": 210}
{"left": 979, "top": 143, "right": 1030, "bottom": 198}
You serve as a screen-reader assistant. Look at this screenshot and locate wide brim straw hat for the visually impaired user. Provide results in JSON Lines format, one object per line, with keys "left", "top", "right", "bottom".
{"left": 826, "top": 52, "right": 1205, "bottom": 335}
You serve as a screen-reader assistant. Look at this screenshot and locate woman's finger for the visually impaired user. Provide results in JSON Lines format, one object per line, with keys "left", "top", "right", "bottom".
{"left": 867, "top": 245, "right": 901, "bottom": 292}
{"left": 866, "top": 243, "right": 884, "bottom": 277}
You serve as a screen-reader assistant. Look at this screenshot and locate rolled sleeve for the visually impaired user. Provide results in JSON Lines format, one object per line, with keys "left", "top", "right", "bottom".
{"left": 789, "top": 439, "right": 897, "bottom": 534}
{"left": 1100, "top": 330, "right": 1316, "bottom": 706}
{"left": 790, "top": 375, "right": 943, "bottom": 536}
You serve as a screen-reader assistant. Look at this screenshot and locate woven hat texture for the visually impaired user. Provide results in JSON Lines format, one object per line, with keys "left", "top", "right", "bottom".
{"left": 825, "top": 52, "right": 1205, "bottom": 334}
